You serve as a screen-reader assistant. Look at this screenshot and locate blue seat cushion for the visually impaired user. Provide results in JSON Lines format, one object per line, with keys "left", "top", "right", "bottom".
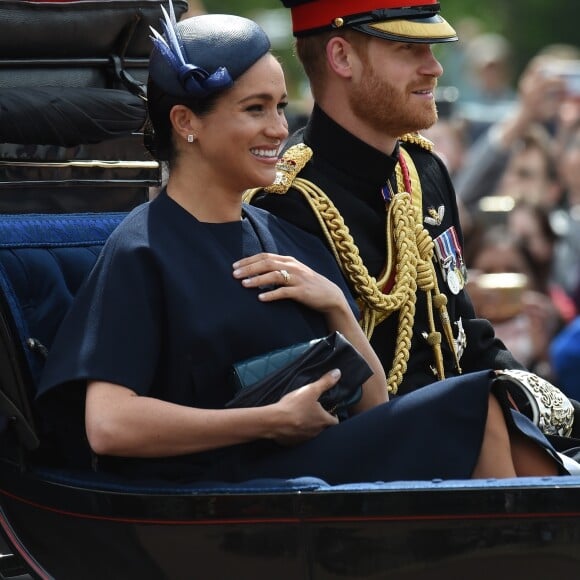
{"left": 0, "top": 212, "right": 127, "bottom": 386}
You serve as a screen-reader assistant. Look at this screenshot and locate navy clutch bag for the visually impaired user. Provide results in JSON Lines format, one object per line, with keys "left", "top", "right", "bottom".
{"left": 226, "top": 331, "right": 372, "bottom": 413}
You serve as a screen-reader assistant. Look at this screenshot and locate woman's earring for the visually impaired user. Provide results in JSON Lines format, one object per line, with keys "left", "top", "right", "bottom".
{"left": 187, "top": 134, "right": 195, "bottom": 143}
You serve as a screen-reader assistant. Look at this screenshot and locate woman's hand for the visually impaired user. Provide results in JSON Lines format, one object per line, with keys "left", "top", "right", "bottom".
{"left": 234, "top": 252, "right": 389, "bottom": 413}
{"left": 233, "top": 253, "right": 347, "bottom": 314}
{"left": 268, "top": 369, "right": 340, "bottom": 445}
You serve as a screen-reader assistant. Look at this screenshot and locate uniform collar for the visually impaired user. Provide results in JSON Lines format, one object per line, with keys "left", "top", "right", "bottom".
{"left": 303, "top": 104, "right": 399, "bottom": 189}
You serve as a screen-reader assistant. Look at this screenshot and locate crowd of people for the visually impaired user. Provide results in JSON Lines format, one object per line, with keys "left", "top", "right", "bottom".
{"left": 421, "top": 31, "right": 580, "bottom": 397}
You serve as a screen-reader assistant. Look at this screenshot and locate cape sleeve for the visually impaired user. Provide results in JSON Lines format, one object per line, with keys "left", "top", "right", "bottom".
{"left": 37, "top": 227, "right": 164, "bottom": 399}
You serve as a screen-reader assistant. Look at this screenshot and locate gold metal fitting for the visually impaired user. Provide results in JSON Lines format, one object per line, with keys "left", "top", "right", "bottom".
{"left": 333, "top": 17, "right": 345, "bottom": 28}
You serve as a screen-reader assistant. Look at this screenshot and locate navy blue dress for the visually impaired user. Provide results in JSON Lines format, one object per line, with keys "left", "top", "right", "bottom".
{"left": 37, "top": 191, "right": 565, "bottom": 483}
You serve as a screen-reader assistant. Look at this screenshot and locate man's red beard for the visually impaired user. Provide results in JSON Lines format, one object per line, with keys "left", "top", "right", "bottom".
{"left": 349, "top": 67, "right": 438, "bottom": 138}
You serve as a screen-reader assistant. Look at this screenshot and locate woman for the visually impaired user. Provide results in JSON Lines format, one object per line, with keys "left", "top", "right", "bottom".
{"left": 36, "top": 8, "right": 566, "bottom": 483}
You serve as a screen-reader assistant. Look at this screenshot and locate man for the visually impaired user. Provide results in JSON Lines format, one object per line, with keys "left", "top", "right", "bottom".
{"left": 246, "top": 0, "right": 559, "bottom": 402}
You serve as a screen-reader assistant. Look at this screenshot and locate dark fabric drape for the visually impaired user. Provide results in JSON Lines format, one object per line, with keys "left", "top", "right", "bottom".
{"left": 0, "top": 87, "right": 146, "bottom": 147}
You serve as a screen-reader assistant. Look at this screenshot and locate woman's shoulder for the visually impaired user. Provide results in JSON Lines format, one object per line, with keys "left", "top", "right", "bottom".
{"left": 105, "top": 194, "right": 173, "bottom": 252}
{"left": 108, "top": 200, "right": 151, "bottom": 240}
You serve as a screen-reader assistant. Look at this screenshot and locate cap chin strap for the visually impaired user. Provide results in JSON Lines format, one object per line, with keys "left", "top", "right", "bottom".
{"left": 337, "top": 5, "right": 441, "bottom": 28}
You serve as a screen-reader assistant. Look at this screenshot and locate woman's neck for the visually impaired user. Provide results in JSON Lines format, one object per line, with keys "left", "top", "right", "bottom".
{"left": 165, "top": 174, "right": 243, "bottom": 223}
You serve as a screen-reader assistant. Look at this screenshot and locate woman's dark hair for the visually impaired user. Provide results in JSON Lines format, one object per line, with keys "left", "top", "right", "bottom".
{"left": 145, "top": 77, "right": 222, "bottom": 164}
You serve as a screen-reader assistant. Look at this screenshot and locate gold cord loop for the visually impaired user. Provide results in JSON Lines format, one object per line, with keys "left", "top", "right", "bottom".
{"left": 243, "top": 142, "right": 462, "bottom": 394}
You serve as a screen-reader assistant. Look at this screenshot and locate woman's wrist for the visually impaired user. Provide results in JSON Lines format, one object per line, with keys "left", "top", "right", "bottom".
{"left": 249, "top": 404, "right": 282, "bottom": 440}
{"left": 323, "top": 295, "right": 355, "bottom": 325}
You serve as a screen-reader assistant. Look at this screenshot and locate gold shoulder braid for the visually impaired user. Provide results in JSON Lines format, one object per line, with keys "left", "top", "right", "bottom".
{"left": 244, "top": 143, "right": 312, "bottom": 200}
{"left": 243, "top": 140, "right": 461, "bottom": 394}
{"left": 400, "top": 131, "right": 434, "bottom": 152}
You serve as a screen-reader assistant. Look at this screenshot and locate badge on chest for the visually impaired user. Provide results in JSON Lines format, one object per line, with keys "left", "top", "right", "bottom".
{"left": 433, "top": 226, "right": 467, "bottom": 295}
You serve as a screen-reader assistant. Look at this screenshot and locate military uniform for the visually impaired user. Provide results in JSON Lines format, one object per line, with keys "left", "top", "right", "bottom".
{"left": 252, "top": 0, "right": 577, "bottom": 446}
{"left": 249, "top": 105, "right": 525, "bottom": 395}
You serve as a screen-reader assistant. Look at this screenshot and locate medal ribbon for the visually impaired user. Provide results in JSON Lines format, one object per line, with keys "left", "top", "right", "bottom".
{"left": 434, "top": 226, "right": 464, "bottom": 278}
{"left": 380, "top": 151, "right": 412, "bottom": 204}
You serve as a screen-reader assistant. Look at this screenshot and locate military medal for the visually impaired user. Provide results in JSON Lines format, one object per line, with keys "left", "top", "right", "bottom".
{"left": 446, "top": 268, "right": 461, "bottom": 294}
{"left": 434, "top": 226, "right": 467, "bottom": 295}
{"left": 454, "top": 318, "right": 467, "bottom": 360}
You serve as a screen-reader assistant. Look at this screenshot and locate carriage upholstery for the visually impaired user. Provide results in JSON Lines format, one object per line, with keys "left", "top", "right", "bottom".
{"left": 0, "top": 0, "right": 187, "bottom": 213}
{"left": 0, "top": 212, "right": 126, "bottom": 451}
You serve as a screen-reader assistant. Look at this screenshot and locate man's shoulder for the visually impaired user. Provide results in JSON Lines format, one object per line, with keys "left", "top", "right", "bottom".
{"left": 400, "top": 132, "right": 450, "bottom": 177}
{"left": 400, "top": 132, "right": 435, "bottom": 153}
{"left": 399, "top": 133, "right": 442, "bottom": 168}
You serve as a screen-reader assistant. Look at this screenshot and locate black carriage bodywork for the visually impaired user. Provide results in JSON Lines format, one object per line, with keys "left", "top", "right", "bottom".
{"left": 2, "top": 456, "right": 580, "bottom": 579}
{"left": 1, "top": 2, "right": 580, "bottom": 579}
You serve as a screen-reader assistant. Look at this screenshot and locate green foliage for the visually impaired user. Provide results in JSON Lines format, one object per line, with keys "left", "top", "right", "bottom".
{"left": 203, "top": 0, "right": 270, "bottom": 14}
{"left": 431, "top": 0, "right": 580, "bottom": 74}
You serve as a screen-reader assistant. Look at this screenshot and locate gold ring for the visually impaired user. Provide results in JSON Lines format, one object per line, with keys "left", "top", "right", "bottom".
{"left": 279, "top": 269, "right": 291, "bottom": 285}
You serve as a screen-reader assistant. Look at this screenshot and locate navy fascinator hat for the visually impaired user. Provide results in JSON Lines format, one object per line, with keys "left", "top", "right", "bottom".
{"left": 149, "top": 4, "right": 271, "bottom": 99}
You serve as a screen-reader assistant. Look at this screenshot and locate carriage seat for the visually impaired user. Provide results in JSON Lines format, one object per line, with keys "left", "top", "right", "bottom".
{"left": 0, "top": 212, "right": 127, "bottom": 451}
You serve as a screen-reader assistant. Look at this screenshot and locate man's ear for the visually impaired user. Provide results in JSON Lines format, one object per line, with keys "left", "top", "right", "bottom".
{"left": 169, "top": 105, "right": 198, "bottom": 141}
{"left": 326, "top": 36, "right": 355, "bottom": 79}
